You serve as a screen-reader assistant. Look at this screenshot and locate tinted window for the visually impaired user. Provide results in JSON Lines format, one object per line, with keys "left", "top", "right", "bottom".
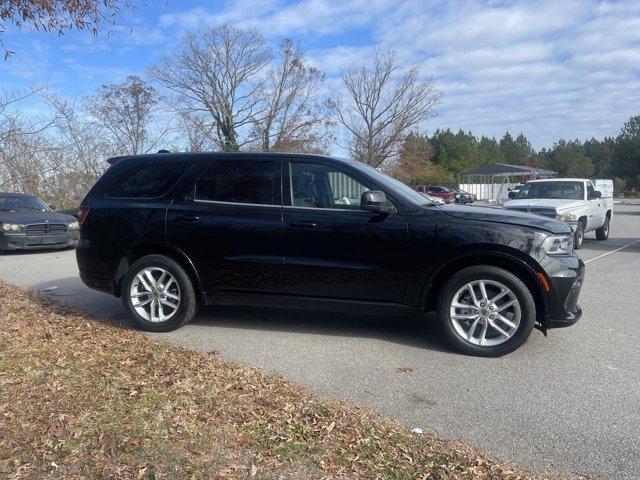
{"left": 290, "top": 163, "right": 369, "bottom": 209}
{"left": 195, "top": 160, "right": 276, "bottom": 205}
{"left": 586, "top": 183, "right": 596, "bottom": 198}
{"left": 429, "top": 186, "right": 443, "bottom": 192}
{"left": 108, "top": 163, "right": 186, "bottom": 198}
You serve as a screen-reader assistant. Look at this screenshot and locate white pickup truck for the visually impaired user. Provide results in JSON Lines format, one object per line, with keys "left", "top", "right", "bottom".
{"left": 503, "top": 178, "right": 613, "bottom": 249}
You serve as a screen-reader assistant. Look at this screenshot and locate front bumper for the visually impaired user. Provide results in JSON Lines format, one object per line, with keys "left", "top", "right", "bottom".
{"left": 0, "top": 231, "right": 79, "bottom": 251}
{"left": 544, "top": 255, "right": 585, "bottom": 329}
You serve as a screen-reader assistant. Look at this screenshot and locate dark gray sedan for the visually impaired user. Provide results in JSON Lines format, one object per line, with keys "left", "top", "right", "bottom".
{"left": 0, "top": 193, "right": 79, "bottom": 252}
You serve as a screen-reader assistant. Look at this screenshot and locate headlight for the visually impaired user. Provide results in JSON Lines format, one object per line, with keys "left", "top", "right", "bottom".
{"left": 559, "top": 212, "right": 577, "bottom": 222}
{"left": 1, "top": 223, "right": 22, "bottom": 232}
{"left": 543, "top": 234, "right": 574, "bottom": 256}
{"left": 68, "top": 221, "right": 80, "bottom": 230}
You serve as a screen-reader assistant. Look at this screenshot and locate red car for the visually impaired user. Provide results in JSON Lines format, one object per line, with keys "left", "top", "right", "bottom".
{"left": 424, "top": 185, "right": 456, "bottom": 203}
{"left": 411, "top": 185, "right": 456, "bottom": 203}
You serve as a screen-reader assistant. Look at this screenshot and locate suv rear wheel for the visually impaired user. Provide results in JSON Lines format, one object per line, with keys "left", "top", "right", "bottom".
{"left": 437, "top": 265, "right": 536, "bottom": 356}
{"left": 122, "top": 254, "right": 198, "bottom": 332}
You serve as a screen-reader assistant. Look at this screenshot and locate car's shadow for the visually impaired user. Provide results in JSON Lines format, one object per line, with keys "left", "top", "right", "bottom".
{"left": 193, "top": 305, "right": 450, "bottom": 352}
{"left": 29, "top": 275, "right": 451, "bottom": 353}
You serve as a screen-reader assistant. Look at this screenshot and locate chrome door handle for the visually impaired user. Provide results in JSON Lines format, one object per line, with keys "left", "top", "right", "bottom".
{"left": 291, "top": 220, "right": 317, "bottom": 229}
{"left": 176, "top": 213, "right": 200, "bottom": 222}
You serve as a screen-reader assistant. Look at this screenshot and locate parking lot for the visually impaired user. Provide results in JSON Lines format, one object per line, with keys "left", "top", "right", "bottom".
{"left": 1, "top": 200, "right": 639, "bottom": 479}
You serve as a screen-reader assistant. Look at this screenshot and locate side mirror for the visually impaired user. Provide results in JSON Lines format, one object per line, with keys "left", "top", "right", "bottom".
{"left": 361, "top": 190, "right": 395, "bottom": 214}
{"left": 589, "top": 191, "right": 602, "bottom": 200}
{"left": 49, "top": 204, "right": 56, "bottom": 210}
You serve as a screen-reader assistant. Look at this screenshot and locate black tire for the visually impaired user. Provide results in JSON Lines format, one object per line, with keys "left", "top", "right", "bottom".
{"left": 437, "top": 265, "right": 536, "bottom": 357}
{"left": 574, "top": 220, "right": 585, "bottom": 250}
{"left": 595, "top": 216, "right": 610, "bottom": 241}
{"left": 122, "top": 254, "right": 198, "bottom": 332}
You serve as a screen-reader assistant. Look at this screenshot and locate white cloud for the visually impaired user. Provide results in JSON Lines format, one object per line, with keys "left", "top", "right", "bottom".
{"left": 155, "top": 0, "right": 640, "bottom": 147}
{"left": 367, "top": 0, "right": 640, "bottom": 147}
{"left": 2, "top": 0, "right": 639, "bottom": 150}
{"left": 159, "top": 0, "right": 391, "bottom": 36}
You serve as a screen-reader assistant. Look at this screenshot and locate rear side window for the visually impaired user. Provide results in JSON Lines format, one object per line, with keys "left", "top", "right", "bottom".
{"left": 195, "top": 160, "right": 276, "bottom": 205}
{"left": 108, "top": 163, "right": 186, "bottom": 198}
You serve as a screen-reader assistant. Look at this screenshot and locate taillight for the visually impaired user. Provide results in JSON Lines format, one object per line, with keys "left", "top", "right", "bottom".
{"left": 78, "top": 206, "right": 91, "bottom": 226}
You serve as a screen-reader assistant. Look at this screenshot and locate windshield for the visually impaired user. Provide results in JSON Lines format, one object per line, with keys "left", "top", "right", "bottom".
{"left": 516, "top": 181, "right": 584, "bottom": 200}
{"left": 350, "top": 162, "right": 439, "bottom": 206}
{"left": 0, "top": 195, "right": 51, "bottom": 212}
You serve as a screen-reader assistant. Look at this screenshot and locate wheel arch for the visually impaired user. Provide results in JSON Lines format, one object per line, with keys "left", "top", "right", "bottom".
{"left": 421, "top": 249, "right": 549, "bottom": 330}
{"left": 114, "top": 241, "right": 205, "bottom": 301}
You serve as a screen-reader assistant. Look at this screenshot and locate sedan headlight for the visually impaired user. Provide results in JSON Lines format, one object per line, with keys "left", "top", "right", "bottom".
{"left": 1, "top": 223, "right": 23, "bottom": 233}
{"left": 68, "top": 221, "right": 80, "bottom": 230}
{"left": 543, "top": 234, "right": 574, "bottom": 256}
{"left": 558, "top": 212, "right": 577, "bottom": 222}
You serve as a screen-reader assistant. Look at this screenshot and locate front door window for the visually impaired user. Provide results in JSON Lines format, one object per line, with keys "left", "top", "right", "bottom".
{"left": 289, "top": 163, "right": 370, "bottom": 209}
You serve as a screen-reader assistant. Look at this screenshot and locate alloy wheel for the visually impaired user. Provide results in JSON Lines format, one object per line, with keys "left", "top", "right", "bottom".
{"left": 449, "top": 280, "right": 521, "bottom": 346}
{"left": 129, "top": 267, "right": 181, "bottom": 323}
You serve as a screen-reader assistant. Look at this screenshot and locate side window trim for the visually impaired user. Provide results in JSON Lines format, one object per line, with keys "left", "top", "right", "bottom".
{"left": 193, "top": 198, "right": 282, "bottom": 208}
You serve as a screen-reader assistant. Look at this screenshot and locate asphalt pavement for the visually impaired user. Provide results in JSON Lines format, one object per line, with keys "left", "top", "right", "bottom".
{"left": 1, "top": 201, "right": 639, "bottom": 479}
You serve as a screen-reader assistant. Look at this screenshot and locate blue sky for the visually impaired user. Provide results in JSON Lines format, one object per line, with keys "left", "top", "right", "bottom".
{"left": 1, "top": 0, "right": 639, "bottom": 149}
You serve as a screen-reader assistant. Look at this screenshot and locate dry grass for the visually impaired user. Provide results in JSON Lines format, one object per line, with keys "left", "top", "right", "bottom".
{"left": 0, "top": 281, "right": 577, "bottom": 479}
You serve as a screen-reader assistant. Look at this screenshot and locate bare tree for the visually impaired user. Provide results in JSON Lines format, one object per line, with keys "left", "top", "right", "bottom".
{"left": 85, "top": 75, "right": 167, "bottom": 155}
{"left": 0, "top": 0, "right": 136, "bottom": 58}
{"left": 332, "top": 50, "right": 442, "bottom": 168}
{"left": 0, "top": 87, "right": 58, "bottom": 195}
{"left": 45, "top": 93, "right": 112, "bottom": 205}
{"left": 149, "top": 25, "right": 271, "bottom": 152}
{"left": 172, "top": 111, "right": 217, "bottom": 153}
{"left": 252, "top": 38, "right": 331, "bottom": 153}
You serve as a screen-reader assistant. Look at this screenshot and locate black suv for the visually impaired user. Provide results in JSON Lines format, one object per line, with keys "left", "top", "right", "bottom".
{"left": 77, "top": 152, "right": 584, "bottom": 356}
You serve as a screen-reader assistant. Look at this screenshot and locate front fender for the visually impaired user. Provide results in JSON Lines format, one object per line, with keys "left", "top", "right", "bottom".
{"left": 409, "top": 243, "right": 552, "bottom": 331}
{"left": 419, "top": 245, "right": 546, "bottom": 302}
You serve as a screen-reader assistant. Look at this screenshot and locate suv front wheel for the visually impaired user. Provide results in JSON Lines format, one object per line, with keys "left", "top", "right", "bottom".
{"left": 437, "top": 265, "right": 536, "bottom": 356}
{"left": 122, "top": 254, "right": 198, "bottom": 332}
